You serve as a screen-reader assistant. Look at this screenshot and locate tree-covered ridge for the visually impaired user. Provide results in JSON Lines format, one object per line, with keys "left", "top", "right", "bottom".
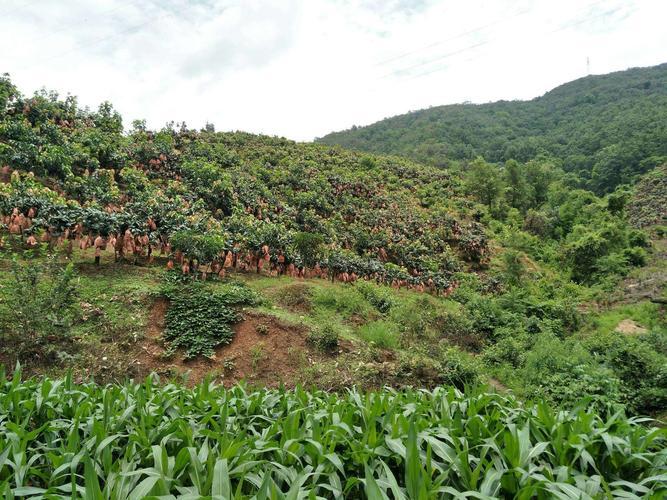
{"left": 0, "top": 74, "right": 487, "bottom": 290}
{"left": 318, "top": 63, "right": 667, "bottom": 193}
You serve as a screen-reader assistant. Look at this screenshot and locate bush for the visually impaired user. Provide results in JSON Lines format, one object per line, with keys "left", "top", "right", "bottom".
{"left": 308, "top": 324, "right": 339, "bottom": 353}
{"left": 519, "top": 334, "right": 623, "bottom": 409}
{"left": 293, "top": 231, "right": 325, "bottom": 267}
{"left": 355, "top": 281, "right": 394, "bottom": 314}
{"left": 278, "top": 283, "right": 312, "bottom": 311}
{"left": 584, "top": 332, "right": 667, "bottom": 413}
{"left": 623, "top": 246, "right": 647, "bottom": 266}
{"left": 466, "top": 296, "right": 515, "bottom": 339}
{"left": 0, "top": 253, "right": 78, "bottom": 363}
{"left": 640, "top": 331, "right": 667, "bottom": 357}
{"left": 482, "top": 334, "right": 528, "bottom": 368}
{"left": 437, "top": 346, "right": 483, "bottom": 390}
{"left": 628, "top": 229, "right": 649, "bottom": 247}
{"left": 436, "top": 310, "right": 483, "bottom": 351}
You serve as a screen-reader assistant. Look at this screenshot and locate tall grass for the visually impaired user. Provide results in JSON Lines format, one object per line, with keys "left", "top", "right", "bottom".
{"left": 0, "top": 366, "right": 665, "bottom": 498}
{"left": 356, "top": 320, "right": 399, "bottom": 349}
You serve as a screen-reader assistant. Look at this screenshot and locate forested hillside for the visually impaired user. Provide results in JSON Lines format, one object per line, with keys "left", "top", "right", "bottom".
{"left": 318, "top": 63, "right": 667, "bottom": 193}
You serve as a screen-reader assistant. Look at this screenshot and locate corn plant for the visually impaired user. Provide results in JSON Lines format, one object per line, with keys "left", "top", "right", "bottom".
{"left": 0, "top": 365, "right": 665, "bottom": 499}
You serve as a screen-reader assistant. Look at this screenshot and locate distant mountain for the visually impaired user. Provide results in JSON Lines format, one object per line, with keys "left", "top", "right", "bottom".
{"left": 317, "top": 63, "right": 667, "bottom": 193}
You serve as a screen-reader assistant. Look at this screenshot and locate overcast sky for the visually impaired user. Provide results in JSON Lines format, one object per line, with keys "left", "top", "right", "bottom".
{"left": 2, "top": 0, "right": 666, "bottom": 140}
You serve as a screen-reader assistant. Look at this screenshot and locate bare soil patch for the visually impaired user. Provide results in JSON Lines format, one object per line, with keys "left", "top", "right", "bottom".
{"left": 134, "top": 299, "right": 325, "bottom": 386}
{"left": 615, "top": 319, "right": 648, "bottom": 336}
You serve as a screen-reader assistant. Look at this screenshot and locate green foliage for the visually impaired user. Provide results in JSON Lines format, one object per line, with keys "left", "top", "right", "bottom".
{"left": 357, "top": 320, "right": 399, "bottom": 349}
{"left": 292, "top": 231, "right": 324, "bottom": 268}
{"left": 355, "top": 280, "right": 394, "bottom": 313}
{"left": 308, "top": 323, "right": 339, "bottom": 353}
{"left": 518, "top": 334, "right": 623, "bottom": 409}
{"left": 0, "top": 252, "right": 77, "bottom": 362}
{"left": 465, "top": 157, "right": 503, "bottom": 208}
{"left": 162, "top": 282, "right": 259, "bottom": 358}
{"left": 0, "top": 74, "right": 489, "bottom": 285}
{"left": 438, "top": 346, "right": 483, "bottom": 389}
{"left": 276, "top": 283, "right": 312, "bottom": 310}
{"left": 627, "top": 164, "right": 667, "bottom": 228}
{"left": 319, "top": 63, "right": 667, "bottom": 193}
{"left": 501, "top": 249, "right": 525, "bottom": 286}
{"left": 312, "top": 285, "right": 372, "bottom": 318}
{"left": 3, "top": 375, "right": 665, "bottom": 497}
{"left": 170, "top": 230, "right": 226, "bottom": 266}
{"left": 564, "top": 218, "right": 648, "bottom": 284}
{"left": 583, "top": 332, "right": 667, "bottom": 414}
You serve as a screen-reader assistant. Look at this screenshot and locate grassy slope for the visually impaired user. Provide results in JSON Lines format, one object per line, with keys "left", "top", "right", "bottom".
{"left": 2, "top": 244, "right": 664, "bottom": 407}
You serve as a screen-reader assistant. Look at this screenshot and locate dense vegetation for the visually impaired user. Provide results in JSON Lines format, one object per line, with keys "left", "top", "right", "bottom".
{"left": 0, "top": 72, "right": 494, "bottom": 293}
{"left": 0, "top": 72, "right": 665, "bottom": 414}
{"left": 1, "top": 370, "right": 666, "bottom": 498}
{"left": 0, "top": 67, "right": 666, "bottom": 496}
{"left": 318, "top": 63, "right": 667, "bottom": 194}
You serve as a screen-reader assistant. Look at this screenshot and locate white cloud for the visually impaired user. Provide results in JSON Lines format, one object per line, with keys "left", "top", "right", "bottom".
{"left": 2, "top": 0, "right": 666, "bottom": 140}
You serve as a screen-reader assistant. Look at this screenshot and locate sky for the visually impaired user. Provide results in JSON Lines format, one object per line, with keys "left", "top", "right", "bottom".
{"left": 2, "top": 0, "right": 666, "bottom": 141}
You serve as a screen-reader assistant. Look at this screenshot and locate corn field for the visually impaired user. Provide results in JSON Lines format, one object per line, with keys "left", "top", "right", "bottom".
{"left": 0, "top": 368, "right": 666, "bottom": 499}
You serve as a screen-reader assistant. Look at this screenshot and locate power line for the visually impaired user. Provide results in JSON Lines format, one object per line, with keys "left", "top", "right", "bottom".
{"left": 18, "top": 9, "right": 175, "bottom": 72}
{"left": 385, "top": 0, "right": 628, "bottom": 81}
{"left": 26, "top": 0, "right": 142, "bottom": 45}
{"left": 374, "top": 10, "right": 528, "bottom": 68}
{"left": 382, "top": 39, "right": 489, "bottom": 79}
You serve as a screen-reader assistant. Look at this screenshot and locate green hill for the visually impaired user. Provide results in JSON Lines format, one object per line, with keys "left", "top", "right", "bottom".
{"left": 1, "top": 72, "right": 665, "bottom": 411}
{"left": 0, "top": 72, "right": 666, "bottom": 495}
{"left": 318, "top": 63, "right": 667, "bottom": 193}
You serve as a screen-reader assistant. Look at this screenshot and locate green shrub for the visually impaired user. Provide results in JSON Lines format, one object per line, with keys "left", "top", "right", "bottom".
{"left": 437, "top": 346, "right": 483, "bottom": 390}
{"left": 278, "top": 283, "right": 312, "bottom": 310}
{"left": 466, "top": 296, "right": 515, "bottom": 339}
{"left": 628, "top": 229, "right": 650, "bottom": 247}
{"left": 308, "top": 324, "right": 339, "bottom": 353}
{"left": 355, "top": 281, "right": 394, "bottom": 314}
{"left": 390, "top": 296, "right": 437, "bottom": 346}
{"left": 623, "top": 246, "right": 647, "bottom": 266}
{"left": 436, "top": 310, "right": 483, "bottom": 351}
{"left": 482, "top": 334, "right": 528, "bottom": 368}
{"left": 519, "top": 334, "right": 623, "bottom": 409}
{"left": 584, "top": 332, "right": 667, "bottom": 413}
{"left": 0, "top": 253, "right": 78, "bottom": 363}
{"left": 640, "top": 331, "right": 667, "bottom": 357}
{"left": 293, "top": 231, "right": 325, "bottom": 267}
{"left": 525, "top": 364, "right": 623, "bottom": 410}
